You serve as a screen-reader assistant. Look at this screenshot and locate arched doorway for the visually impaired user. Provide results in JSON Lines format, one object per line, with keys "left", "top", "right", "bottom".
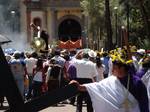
{"left": 58, "top": 19, "right": 81, "bottom": 42}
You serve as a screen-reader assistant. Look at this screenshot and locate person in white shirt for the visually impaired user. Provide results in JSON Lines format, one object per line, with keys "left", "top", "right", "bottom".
{"left": 73, "top": 53, "right": 98, "bottom": 81}
{"left": 72, "top": 50, "right": 98, "bottom": 112}
{"left": 32, "top": 58, "right": 44, "bottom": 98}
{"left": 25, "top": 52, "right": 37, "bottom": 99}
{"left": 51, "top": 50, "right": 66, "bottom": 67}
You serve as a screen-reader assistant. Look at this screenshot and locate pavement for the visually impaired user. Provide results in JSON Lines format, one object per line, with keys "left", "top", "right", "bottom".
{"left": 40, "top": 103, "right": 86, "bottom": 112}
{"left": 0, "top": 99, "right": 86, "bottom": 112}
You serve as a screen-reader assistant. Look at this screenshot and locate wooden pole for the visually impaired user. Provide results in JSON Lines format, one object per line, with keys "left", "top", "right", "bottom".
{"left": 122, "top": 27, "right": 132, "bottom": 60}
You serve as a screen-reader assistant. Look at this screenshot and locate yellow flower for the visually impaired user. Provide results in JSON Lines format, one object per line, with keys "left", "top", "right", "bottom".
{"left": 126, "top": 60, "right": 133, "bottom": 64}
{"left": 111, "top": 55, "right": 117, "bottom": 62}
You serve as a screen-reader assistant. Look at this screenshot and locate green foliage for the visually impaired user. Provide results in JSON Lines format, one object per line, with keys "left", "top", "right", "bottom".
{"left": 80, "top": 0, "right": 106, "bottom": 49}
{"left": 119, "top": 0, "right": 150, "bottom": 42}
{"left": 80, "top": 0, "right": 105, "bottom": 16}
{"left": 138, "top": 38, "right": 150, "bottom": 49}
{"left": 80, "top": 0, "right": 150, "bottom": 49}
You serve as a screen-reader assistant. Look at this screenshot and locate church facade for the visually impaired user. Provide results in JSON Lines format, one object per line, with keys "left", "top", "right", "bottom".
{"left": 20, "top": 0, "right": 87, "bottom": 47}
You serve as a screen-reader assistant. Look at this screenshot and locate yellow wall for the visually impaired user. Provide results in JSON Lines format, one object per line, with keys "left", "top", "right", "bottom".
{"left": 57, "top": 9, "right": 82, "bottom": 20}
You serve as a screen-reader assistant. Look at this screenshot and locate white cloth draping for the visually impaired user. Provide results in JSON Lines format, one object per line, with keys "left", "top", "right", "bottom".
{"left": 84, "top": 76, "right": 140, "bottom": 112}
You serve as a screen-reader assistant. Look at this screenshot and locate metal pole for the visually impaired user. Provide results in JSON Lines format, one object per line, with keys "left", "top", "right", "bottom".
{"left": 11, "top": 11, "right": 15, "bottom": 32}
{"left": 114, "top": 7, "right": 118, "bottom": 47}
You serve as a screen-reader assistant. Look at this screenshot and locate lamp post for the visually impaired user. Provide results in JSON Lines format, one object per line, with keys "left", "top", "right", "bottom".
{"left": 11, "top": 10, "right": 16, "bottom": 32}
{"left": 121, "top": 26, "right": 125, "bottom": 47}
{"left": 114, "top": 6, "right": 118, "bottom": 47}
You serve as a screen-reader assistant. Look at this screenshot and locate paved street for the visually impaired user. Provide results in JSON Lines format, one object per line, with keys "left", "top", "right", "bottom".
{"left": 40, "top": 103, "right": 86, "bottom": 112}
{"left": 0, "top": 99, "right": 86, "bottom": 112}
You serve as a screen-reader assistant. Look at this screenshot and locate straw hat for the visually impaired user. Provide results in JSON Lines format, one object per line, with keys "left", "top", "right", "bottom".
{"left": 88, "top": 50, "right": 97, "bottom": 58}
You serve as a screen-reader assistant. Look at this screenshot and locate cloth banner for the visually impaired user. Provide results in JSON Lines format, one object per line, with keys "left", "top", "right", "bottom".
{"left": 58, "top": 39, "right": 82, "bottom": 49}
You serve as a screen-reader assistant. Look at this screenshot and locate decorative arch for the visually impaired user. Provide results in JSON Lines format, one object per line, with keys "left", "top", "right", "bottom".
{"left": 57, "top": 15, "right": 83, "bottom": 42}
{"left": 57, "top": 15, "right": 83, "bottom": 29}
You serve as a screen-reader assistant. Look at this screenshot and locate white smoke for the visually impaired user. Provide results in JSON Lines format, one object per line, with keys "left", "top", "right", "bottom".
{"left": 0, "top": 3, "right": 33, "bottom": 52}
{"left": 2, "top": 33, "right": 32, "bottom": 52}
{"left": 0, "top": 5, "right": 9, "bottom": 34}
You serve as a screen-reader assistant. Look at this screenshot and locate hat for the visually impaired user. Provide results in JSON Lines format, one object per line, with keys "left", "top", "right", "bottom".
{"left": 137, "top": 49, "right": 145, "bottom": 55}
{"left": 130, "top": 46, "right": 137, "bottom": 53}
{"left": 13, "top": 51, "right": 21, "bottom": 58}
{"left": 5, "top": 53, "right": 12, "bottom": 61}
{"left": 88, "top": 50, "right": 97, "bottom": 58}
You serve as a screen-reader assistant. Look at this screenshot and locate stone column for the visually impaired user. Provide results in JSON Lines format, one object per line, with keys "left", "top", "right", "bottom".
{"left": 46, "top": 7, "right": 51, "bottom": 42}
{"left": 26, "top": 10, "right": 31, "bottom": 43}
{"left": 51, "top": 10, "right": 57, "bottom": 40}
{"left": 20, "top": 0, "right": 27, "bottom": 39}
{"left": 47, "top": 8, "right": 57, "bottom": 42}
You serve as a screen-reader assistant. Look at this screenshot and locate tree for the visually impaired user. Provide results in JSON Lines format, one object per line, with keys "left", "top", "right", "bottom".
{"left": 81, "top": 0, "right": 115, "bottom": 50}
{"left": 81, "top": 0, "right": 106, "bottom": 50}
{"left": 105, "top": 0, "right": 113, "bottom": 50}
{"left": 119, "top": 0, "right": 150, "bottom": 40}
{"left": 81, "top": 0, "right": 150, "bottom": 50}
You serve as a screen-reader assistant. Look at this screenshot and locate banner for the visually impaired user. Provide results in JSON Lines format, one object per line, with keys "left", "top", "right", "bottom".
{"left": 58, "top": 39, "right": 82, "bottom": 49}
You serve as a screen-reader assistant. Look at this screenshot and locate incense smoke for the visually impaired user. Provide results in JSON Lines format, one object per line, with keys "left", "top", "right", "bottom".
{"left": 0, "top": 2, "right": 32, "bottom": 52}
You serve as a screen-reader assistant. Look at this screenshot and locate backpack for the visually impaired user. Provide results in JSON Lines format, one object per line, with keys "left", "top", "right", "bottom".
{"left": 48, "top": 64, "right": 62, "bottom": 89}
{"left": 49, "top": 64, "right": 62, "bottom": 79}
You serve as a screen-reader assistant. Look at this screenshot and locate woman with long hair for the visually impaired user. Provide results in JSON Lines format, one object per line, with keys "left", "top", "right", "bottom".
{"left": 32, "top": 58, "right": 44, "bottom": 98}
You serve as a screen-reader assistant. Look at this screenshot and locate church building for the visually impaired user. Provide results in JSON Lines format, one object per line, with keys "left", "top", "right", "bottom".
{"left": 20, "top": 0, "right": 87, "bottom": 47}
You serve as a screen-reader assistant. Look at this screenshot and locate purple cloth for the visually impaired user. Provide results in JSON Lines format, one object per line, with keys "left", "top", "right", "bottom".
{"left": 67, "top": 64, "right": 76, "bottom": 79}
{"left": 136, "top": 68, "right": 148, "bottom": 79}
{"left": 119, "top": 75, "right": 149, "bottom": 112}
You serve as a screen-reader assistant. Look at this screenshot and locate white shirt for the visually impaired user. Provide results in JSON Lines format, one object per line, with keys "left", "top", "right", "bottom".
{"left": 25, "top": 57, "right": 37, "bottom": 75}
{"left": 96, "top": 64, "right": 105, "bottom": 81}
{"left": 46, "top": 67, "right": 52, "bottom": 83}
{"left": 33, "top": 71, "right": 43, "bottom": 82}
{"left": 132, "top": 56, "right": 143, "bottom": 71}
{"left": 73, "top": 58, "right": 98, "bottom": 80}
{"left": 52, "top": 55, "right": 65, "bottom": 67}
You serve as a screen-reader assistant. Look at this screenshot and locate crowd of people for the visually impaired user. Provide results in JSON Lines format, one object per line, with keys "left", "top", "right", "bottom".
{"left": 0, "top": 46, "right": 150, "bottom": 112}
